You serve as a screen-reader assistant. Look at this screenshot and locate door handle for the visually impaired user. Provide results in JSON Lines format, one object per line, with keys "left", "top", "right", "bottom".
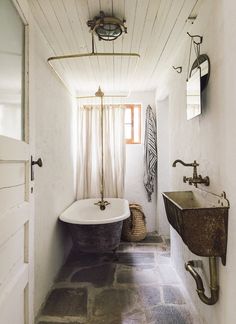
{"left": 31, "top": 156, "right": 43, "bottom": 181}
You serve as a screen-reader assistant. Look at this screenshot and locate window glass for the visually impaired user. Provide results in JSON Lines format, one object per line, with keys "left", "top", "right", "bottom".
{"left": 125, "top": 124, "right": 132, "bottom": 139}
{"left": 133, "top": 107, "right": 140, "bottom": 143}
{"left": 124, "top": 104, "right": 141, "bottom": 144}
{"left": 0, "top": 0, "right": 25, "bottom": 140}
{"left": 125, "top": 108, "right": 132, "bottom": 123}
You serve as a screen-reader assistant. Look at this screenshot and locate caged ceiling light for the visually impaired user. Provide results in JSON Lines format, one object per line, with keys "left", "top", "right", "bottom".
{"left": 47, "top": 10, "right": 139, "bottom": 93}
{"left": 87, "top": 11, "right": 127, "bottom": 41}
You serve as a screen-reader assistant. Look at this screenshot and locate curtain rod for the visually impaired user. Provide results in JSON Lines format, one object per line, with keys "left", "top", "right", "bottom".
{"left": 48, "top": 52, "right": 140, "bottom": 62}
{"left": 76, "top": 94, "right": 128, "bottom": 99}
{"left": 47, "top": 32, "right": 140, "bottom": 95}
{"left": 48, "top": 33, "right": 140, "bottom": 62}
{"left": 79, "top": 104, "right": 128, "bottom": 109}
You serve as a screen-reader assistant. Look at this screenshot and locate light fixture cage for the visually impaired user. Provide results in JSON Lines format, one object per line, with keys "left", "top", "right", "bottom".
{"left": 87, "top": 11, "right": 127, "bottom": 41}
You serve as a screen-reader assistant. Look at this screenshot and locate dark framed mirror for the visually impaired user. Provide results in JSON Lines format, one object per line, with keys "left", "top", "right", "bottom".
{"left": 187, "top": 54, "right": 210, "bottom": 120}
{"left": 190, "top": 54, "right": 210, "bottom": 91}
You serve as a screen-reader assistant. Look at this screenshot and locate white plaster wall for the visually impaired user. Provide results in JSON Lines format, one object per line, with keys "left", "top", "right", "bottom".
{"left": 156, "top": 97, "right": 170, "bottom": 236}
{"left": 30, "top": 21, "right": 77, "bottom": 315}
{"left": 124, "top": 91, "right": 157, "bottom": 232}
{"left": 157, "top": 1, "right": 236, "bottom": 323}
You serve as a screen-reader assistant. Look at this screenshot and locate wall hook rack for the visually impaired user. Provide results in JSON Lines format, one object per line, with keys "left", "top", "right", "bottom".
{"left": 172, "top": 66, "right": 182, "bottom": 73}
{"left": 187, "top": 32, "right": 203, "bottom": 45}
{"left": 186, "top": 32, "right": 203, "bottom": 81}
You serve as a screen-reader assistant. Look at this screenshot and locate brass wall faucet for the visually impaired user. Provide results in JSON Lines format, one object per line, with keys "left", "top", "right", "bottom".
{"left": 172, "top": 159, "right": 210, "bottom": 187}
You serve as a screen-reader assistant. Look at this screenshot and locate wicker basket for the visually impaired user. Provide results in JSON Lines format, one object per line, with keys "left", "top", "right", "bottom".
{"left": 122, "top": 203, "right": 147, "bottom": 242}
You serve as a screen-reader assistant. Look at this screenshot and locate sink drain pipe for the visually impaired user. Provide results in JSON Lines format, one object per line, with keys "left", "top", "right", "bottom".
{"left": 185, "top": 257, "right": 219, "bottom": 305}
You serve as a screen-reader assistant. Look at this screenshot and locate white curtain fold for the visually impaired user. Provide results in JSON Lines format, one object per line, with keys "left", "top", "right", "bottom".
{"left": 77, "top": 103, "right": 125, "bottom": 199}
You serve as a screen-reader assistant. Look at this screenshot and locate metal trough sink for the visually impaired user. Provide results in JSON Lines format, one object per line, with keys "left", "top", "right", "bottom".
{"left": 162, "top": 190, "right": 229, "bottom": 265}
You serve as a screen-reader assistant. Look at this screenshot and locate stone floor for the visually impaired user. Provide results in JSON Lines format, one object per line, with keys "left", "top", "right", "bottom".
{"left": 37, "top": 233, "right": 200, "bottom": 324}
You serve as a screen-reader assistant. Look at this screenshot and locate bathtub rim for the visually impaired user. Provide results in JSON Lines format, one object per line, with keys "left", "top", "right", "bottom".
{"left": 59, "top": 198, "right": 130, "bottom": 225}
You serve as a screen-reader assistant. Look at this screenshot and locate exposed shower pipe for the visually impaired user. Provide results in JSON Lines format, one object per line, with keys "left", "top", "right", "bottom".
{"left": 93, "top": 87, "right": 110, "bottom": 211}
{"left": 79, "top": 87, "right": 125, "bottom": 210}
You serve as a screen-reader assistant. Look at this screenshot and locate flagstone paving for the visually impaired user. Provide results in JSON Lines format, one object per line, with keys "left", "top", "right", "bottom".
{"left": 37, "top": 232, "right": 200, "bottom": 324}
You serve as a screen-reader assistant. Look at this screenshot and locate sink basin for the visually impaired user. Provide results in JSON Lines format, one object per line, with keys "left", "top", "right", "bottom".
{"left": 162, "top": 190, "right": 229, "bottom": 265}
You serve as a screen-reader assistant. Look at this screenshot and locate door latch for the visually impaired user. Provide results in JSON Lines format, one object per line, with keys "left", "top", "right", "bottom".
{"left": 31, "top": 156, "right": 43, "bottom": 181}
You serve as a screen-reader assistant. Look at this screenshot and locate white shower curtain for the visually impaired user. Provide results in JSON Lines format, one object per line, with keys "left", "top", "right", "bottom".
{"left": 77, "top": 103, "right": 125, "bottom": 199}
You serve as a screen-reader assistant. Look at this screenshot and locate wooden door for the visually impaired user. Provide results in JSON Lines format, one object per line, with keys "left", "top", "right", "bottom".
{"left": 0, "top": 137, "right": 32, "bottom": 324}
{"left": 0, "top": 0, "right": 33, "bottom": 323}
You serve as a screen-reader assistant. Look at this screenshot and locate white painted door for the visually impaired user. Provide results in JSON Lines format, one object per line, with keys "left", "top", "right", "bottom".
{"left": 0, "top": 137, "right": 32, "bottom": 324}
{"left": 0, "top": 0, "right": 33, "bottom": 323}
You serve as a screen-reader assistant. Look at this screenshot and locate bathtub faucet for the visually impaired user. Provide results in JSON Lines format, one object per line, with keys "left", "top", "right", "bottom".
{"left": 94, "top": 199, "right": 110, "bottom": 211}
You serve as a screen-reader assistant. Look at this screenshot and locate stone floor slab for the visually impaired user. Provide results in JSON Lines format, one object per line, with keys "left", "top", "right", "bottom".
{"left": 89, "top": 311, "right": 146, "bottom": 324}
{"left": 117, "top": 268, "right": 158, "bottom": 285}
{"left": 163, "top": 286, "right": 186, "bottom": 304}
{"left": 138, "top": 286, "right": 162, "bottom": 308}
{"left": 42, "top": 288, "right": 87, "bottom": 317}
{"left": 71, "top": 263, "right": 116, "bottom": 287}
{"left": 118, "top": 243, "right": 134, "bottom": 252}
{"left": 116, "top": 252, "right": 155, "bottom": 266}
{"left": 139, "top": 232, "right": 163, "bottom": 244}
{"left": 38, "top": 322, "right": 79, "bottom": 324}
{"left": 146, "top": 305, "right": 192, "bottom": 324}
{"left": 133, "top": 244, "right": 159, "bottom": 252}
{"left": 93, "top": 288, "right": 139, "bottom": 317}
{"left": 66, "top": 250, "right": 109, "bottom": 266}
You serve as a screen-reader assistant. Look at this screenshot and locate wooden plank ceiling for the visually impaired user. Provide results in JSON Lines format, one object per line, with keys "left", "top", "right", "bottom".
{"left": 30, "top": 0, "right": 202, "bottom": 96}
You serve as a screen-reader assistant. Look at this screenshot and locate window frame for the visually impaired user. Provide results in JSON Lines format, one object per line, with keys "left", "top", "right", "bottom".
{"left": 124, "top": 104, "right": 141, "bottom": 144}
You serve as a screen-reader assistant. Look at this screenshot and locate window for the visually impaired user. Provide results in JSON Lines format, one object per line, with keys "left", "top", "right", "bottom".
{"left": 124, "top": 104, "right": 141, "bottom": 144}
{"left": 82, "top": 103, "right": 141, "bottom": 144}
{"left": 0, "top": 0, "right": 25, "bottom": 141}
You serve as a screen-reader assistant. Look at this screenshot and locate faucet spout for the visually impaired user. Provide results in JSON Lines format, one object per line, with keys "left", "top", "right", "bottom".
{"left": 94, "top": 199, "right": 110, "bottom": 211}
{"left": 172, "top": 159, "right": 210, "bottom": 187}
{"left": 172, "top": 159, "right": 199, "bottom": 167}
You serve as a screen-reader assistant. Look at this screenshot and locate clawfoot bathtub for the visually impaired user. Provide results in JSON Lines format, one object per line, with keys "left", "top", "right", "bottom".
{"left": 59, "top": 198, "right": 130, "bottom": 252}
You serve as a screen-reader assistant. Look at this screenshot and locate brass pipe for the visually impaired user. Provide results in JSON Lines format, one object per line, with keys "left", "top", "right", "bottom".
{"left": 48, "top": 52, "right": 140, "bottom": 62}
{"left": 93, "top": 87, "right": 110, "bottom": 211}
{"left": 185, "top": 257, "right": 219, "bottom": 305}
{"left": 101, "top": 93, "right": 104, "bottom": 203}
{"left": 47, "top": 30, "right": 140, "bottom": 95}
{"left": 94, "top": 87, "right": 104, "bottom": 202}
{"left": 76, "top": 95, "right": 128, "bottom": 99}
{"left": 47, "top": 29, "right": 139, "bottom": 62}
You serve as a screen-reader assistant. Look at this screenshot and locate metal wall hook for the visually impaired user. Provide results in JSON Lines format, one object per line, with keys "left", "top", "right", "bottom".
{"left": 186, "top": 32, "right": 203, "bottom": 80}
{"left": 187, "top": 32, "right": 203, "bottom": 45}
{"left": 172, "top": 66, "right": 182, "bottom": 73}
